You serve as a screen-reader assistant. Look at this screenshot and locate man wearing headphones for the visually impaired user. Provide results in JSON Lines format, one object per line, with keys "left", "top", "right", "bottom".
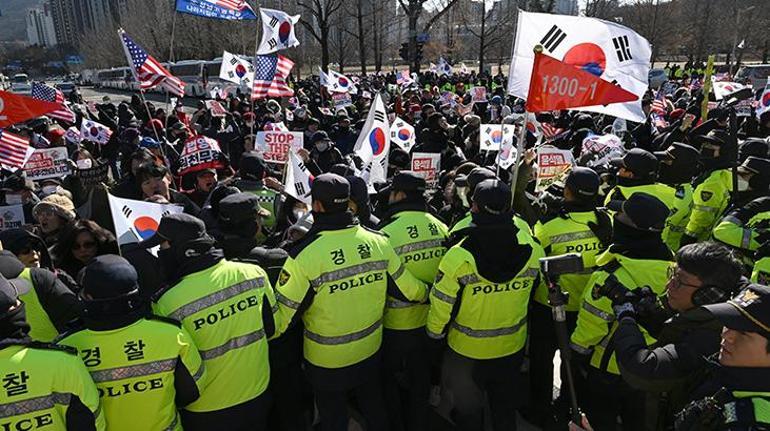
{"left": 610, "top": 242, "right": 744, "bottom": 429}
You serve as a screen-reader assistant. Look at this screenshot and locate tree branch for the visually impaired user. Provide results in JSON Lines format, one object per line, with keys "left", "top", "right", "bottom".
{"left": 421, "top": 0, "right": 460, "bottom": 32}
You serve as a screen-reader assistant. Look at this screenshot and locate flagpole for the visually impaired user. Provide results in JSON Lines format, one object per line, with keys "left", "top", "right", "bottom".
{"left": 163, "top": 10, "right": 179, "bottom": 133}
{"left": 510, "top": 44, "right": 542, "bottom": 205}
{"left": 250, "top": 0, "right": 261, "bottom": 137}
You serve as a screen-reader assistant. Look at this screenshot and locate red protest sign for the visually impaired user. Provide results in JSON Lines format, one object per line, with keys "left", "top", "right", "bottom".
{"left": 177, "top": 135, "right": 225, "bottom": 176}
{"left": 525, "top": 52, "right": 638, "bottom": 112}
{"left": 0, "top": 91, "right": 62, "bottom": 128}
{"left": 255, "top": 131, "right": 304, "bottom": 164}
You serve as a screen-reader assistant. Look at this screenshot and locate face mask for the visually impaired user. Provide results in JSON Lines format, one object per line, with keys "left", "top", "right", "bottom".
{"left": 737, "top": 175, "right": 751, "bottom": 192}
{"left": 76, "top": 159, "right": 92, "bottom": 169}
{"left": 456, "top": 186, "right": 470, "bottom": 208}
{"left": 315, "top": 142, "right": 330, "bottom": 152}
{"left": 42, "top": 185, "right": 58, "bottom": 195}
{"left": 4, "top": 193, "right": 23, "bottom": 205}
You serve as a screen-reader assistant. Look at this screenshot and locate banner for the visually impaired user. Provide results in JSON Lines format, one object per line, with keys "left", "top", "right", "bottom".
{"left": 470, "top": 86, "right": 487, "bottom": 103}
{"left": 579, "top": 134, "right": 625, "bottom": 168}
{"left": 205, "top": 100, "right": 228, "bottom": 117}
{"left": 24, "top": 147, "right": 70, "bottom": 180}
{"left": 390, "top": 117, "right": 415, "bottom": 153}
{"left": 75, "top": 162, "right": 110, "bottom": 188}
{"left": 479, "top": 124, "right": 515, "bottom": 152}
{"left": 0, "top": 205, "right": 25, "bottom": 230}
{"left": 175, "top": 0, "right": 257, "bottom": 20}
{"left": 255, "top": 131, "right": 303, "bottom": 164}
{"left": 177, "top": 135, "right": 226, "bottom": 176}
{"left": 411, "top": 152, "right": 441, "bottom": 188}
{"left": 108, "top": 194, "right": 183, "bottom": 256}
{"left": 284, "top": 150, "right": 314, "bottom": 204}
{"left": 535, "top": 146, "right": 575, "bottom": 192}
{"left": 332, "top": 92, "right": 352, "bottom": 110}
{"left": 712, "top": 81, "right": 748, "bottom": 101}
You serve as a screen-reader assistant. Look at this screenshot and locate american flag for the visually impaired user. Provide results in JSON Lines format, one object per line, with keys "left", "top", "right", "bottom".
{"left": 30, "top": 82, "right": 76, "bottom": 124}
{"left": 651, "top": 90, "right": 667, "bottom": 116}
{"left": 541, "top": 123, "right": 564, "bottom": 140}
{"left": 119, "top": 29, "right": 185, "bottom": 97}
{"left": 0, "top": 129, "right": 32, "bottom": 171}
{"left": 208, "top": 0, "right": 254, "bottom": 13}
{"left": 251, "top": 54, "right": 294, "bottom": 100}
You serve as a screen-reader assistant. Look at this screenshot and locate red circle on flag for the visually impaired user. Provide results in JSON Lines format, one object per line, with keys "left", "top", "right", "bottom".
{"left": 235, "top": 64, "right": 247, "bottom": 78}
{"left": 279, "top": 22, "right": 292, "bottom": 43}
{"left": 134, "top": 216, "right": 159, "bottom": 240}
{"left": 562, "top": 43, "right": 607, "bottom": 77}
{"left": 762, "top": 92, "right": 770, "bottom": 107}
{"left": 397, "top": 128, "right": 411, "bottom": 140}
{"left": 490, "top": 130, "right": 503, "bottom": 143}
{"left": 369, "top": 128, "right": 386, "bottom": 155}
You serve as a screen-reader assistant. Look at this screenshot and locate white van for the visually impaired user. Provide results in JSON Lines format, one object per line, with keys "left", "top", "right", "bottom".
{"left": 10, "top": 73, "right": 31, "bottom": 94}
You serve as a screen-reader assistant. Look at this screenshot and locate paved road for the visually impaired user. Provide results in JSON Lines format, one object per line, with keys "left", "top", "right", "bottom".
{"left": 78, "top": 86, "right": 199, "bottom": 115}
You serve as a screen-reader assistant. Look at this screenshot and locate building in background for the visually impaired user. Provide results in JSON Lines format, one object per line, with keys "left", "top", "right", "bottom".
{"left": 554, "top": 0, "right": 579, "bottom": 15}
{"left": 26, "top": 4, "right": 58, "bottom": 47}
{"left": 49, "top": 0, "right": 122, "bottom": 47}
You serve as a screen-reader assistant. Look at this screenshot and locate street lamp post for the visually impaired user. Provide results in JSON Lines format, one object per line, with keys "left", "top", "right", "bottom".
{"left": 731, "top": 5, "right": 755, "bottom": 75}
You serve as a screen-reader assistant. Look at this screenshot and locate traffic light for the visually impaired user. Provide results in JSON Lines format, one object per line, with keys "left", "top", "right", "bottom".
{"left": 399, "top": 43, "right": 409, "bottom": 61}
{"left": 415, "top": 42, "right": 424, "bottom": 64}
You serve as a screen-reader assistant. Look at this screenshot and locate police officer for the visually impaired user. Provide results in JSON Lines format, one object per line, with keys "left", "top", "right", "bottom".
{"left": 570, "top": 192, "right": 674, "bottom": 431}
{"left": 605, "top": 148, "right": 677, "bottom": 220}
{"left": 612, "top": 242, "right": 743, "bottom": 428}
{"left": 654, "top": 142, "right": 700, "bottom": 250}
{"left": 0, "top": 273, "right": 105, "bottom": 430}
{"left": 529, "top": 167, "right": 610, "bottom": 427}
{"left": 58, "top": 255, "right": 207, "bottom": 431}
{"left": 675, "top": 284, "right": 770, "bottom": 430}
{"left": 235, "top": 152, "right": 278, "bottom": 236}
{"left": 274, "top": 173, "right": 428, "bottom": 431}
{"left": 145, "top": 213, "right": 277, "bottom": 431}
{"left": 427, "top": 179, "right": 544, "bottom": 431}
{"left": 682, "top": 133, "right": 735, "bottom": 245}
{"left": 0, "top": 250, "right": 80, "bottom": 342}
{"left": 378, "top": 171, "right": 449, "bottom": 431}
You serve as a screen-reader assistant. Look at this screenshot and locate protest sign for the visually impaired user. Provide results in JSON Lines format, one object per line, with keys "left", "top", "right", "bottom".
{"left": 579, "top": 134, "right": 625, "bottom": 168}
{"left": 0, "top": 205, "right": 25, "bottom": 230}
{"left": 75, "top": 163, "right": 110, "bottom": 188}
{"left": 177, "top": 135, "right": 226, "bottom": 176}
{"left": 470, "top": 86, "right": 487, "bottom": 103}
{"left": 255, "top": 131, "right": 303, "bottom": 164}
{"left": 735, "top": 99, "right": 753, "bottom": 117}
{"left": 479, "top": 124, "right": 515, "bottom": 152}
{"left": 205, "top": 100, "right": 228, "bottom": 117}
{"left": 24, "top": 147, "right": 70, "bottom": 181}
{"left": 411, "top": 152, "right": 441, "bottom": 187}
{"left": 535, "top": 146, "right": 575, "bottom": 193}
{"left": 332, "top": 92, "right": 352, "bottom": 110}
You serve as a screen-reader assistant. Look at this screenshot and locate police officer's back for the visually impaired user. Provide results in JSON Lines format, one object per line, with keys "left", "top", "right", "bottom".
{"left": 378, "top": 171, "right": 449, "bottom": 431}
{"left": 0, "top": 274, "right": 105, "bottom": 430}
{"left": 612, "top": 242, "right": 743, "bottom": 427}
{"left": 274, "top": 173, "right": 428, "bottom": 431}
{"left": 654, "top": 143, "right": 700, "bottom": 251}
{"left": 570, "top": 192, "right": 674, "bottom": 431}
{"left": 0, "top": 250, "right": 80, "bottom": 342}
{"left": 145, "top": 213, "right": 278, "bottom": 431}
{"left": 58, "top": 255, "right": 206, "bottom": 431}
{"left": 234, "top": 152, "right": 278, "bottom": 234}
{"left": 427, "top": 179, "right": 545, "bottom": 431}
{"left": 675, "top": 284, "right": 770, "bottom": 430}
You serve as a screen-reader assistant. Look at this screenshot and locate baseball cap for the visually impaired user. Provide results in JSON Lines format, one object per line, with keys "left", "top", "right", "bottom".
{"left": 737, "top": 156, "right": 770, "bottom": 176}
{"left": 607, "top": 192, "right": 670, "bottom": 232}
{"left": 383, "top": 171, "right": 426, "bottom": 194}
{"left": 79, "top": 255, "right": 139, "bottom": 300}
{"left": 473, "top": 179, "right": 512, "bottom": 215}
{"left": 565, "top": 167, "right": 600, "bottom": 197}
{"left": 239, "top": 152, "right": 266, "bottom": 181}
{"left": 456, "top": 167, "right": 496, "bottom": 190}
{"left": 654, "top": 142, "right": 700, "bottom": 164}
{"left": 218, "top": 193, "right": 270, "bottom": 225}
{"left": 311, "top": 131, "right": 332, "bottom": 144}
{"left": 610, "top": 148, "right": 659, "bottom": 179}
{"left": 139, "top": 213, "right": 208, "bottom": 249}
{"left": 311, "top": 173, "right": 350, "bottom": 211}
{"left": 704, "top": 284, "right": 770, "bottom": 338}
{"left": 0, "top": 274, "right": 30, "bottom": 318}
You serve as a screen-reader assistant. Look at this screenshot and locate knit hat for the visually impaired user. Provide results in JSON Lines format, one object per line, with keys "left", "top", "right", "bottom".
{"left": 33, "top": 194, "right": 76, "bottom": 221}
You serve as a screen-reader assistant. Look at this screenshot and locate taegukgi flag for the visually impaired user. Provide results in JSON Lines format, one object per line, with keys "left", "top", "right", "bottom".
{"left": 257, "top": 8, "right": 300, "bottom": 54}
{"left": 284, "top": 150, "right": 314, "bottom": 204}
{"left": 354, "top": 93, "right": 390, "bottom": 188}
{"left": 80, "top": 120, "right": 112, "bottom": 145}
{"left": 220, "top": 51, "right": 255, "bottom": 87}
{"left": 507, "top": 10, "right": 652, "bottom": 123}
{"left": 107, "top": 194, "right": 183, "bottom": 255}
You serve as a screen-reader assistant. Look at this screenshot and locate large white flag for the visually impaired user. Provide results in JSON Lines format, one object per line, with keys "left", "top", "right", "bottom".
{"left": 390, "top": 117, "right": 415, "bottom": 153}
{"left": 712, "top": 81, "right": 748, "bottom": 101}
{"left": 354, "top": 93, "right": 390, "bottom": 187}
{"left": 507, "top": 10, "right": 652, "bottom": 122}
{"left": 220, "top": 51, "right": 255, "bottom": 87}
{"left": 256, "top": 8, "right": 300, "bottom": 55}
{"left": 80, "top": 119, "right": 113, "bottom": 145}
{"left": 107, "top": 194, "right": 183, "bottom": 255}
{"left": 437, "top": 57, "right": 453, "bottom": 76}
{"left": 284, "top": 150, "right": 314, "bottom": 204}
{"left": 327, "top": 70, "right": 358, "bottom": 94}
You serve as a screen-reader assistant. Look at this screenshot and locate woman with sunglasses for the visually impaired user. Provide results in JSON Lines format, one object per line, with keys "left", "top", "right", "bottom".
{"left": 53, "top": 220, "right": 118, "bottom": 279}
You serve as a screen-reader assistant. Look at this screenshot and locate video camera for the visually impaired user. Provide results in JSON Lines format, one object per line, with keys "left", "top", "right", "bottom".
{"left": 540, "top": 254, "right": 584, "bottom": 278}
{"left": 591, "top": 275, "right": 661, "bottom": 316}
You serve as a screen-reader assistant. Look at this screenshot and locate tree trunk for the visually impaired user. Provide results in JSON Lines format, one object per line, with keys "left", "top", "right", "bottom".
{"left": 408, "top": 0, "right": 421, "bottom": 73}
{"left": 373, "top": 6, "right": 382, "bottom": 73}
{"left": 478, "top": 6, "right": 486, "bottom": 76}
{"left": 321, "top": 25, "right": 330, "bottom": 73}
{"left": 357, "top": 0, "right": 367, "bottom": 75}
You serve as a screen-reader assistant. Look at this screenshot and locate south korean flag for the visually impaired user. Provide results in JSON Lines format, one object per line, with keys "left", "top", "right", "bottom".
{"left": 219, "top": 51, "right": 255, "bottom": 87}
{"left": 257, "top": 8, "right": 300, "bottom": 55}
{"left": 507, "top": 10, "right": 652, "bottom": 123}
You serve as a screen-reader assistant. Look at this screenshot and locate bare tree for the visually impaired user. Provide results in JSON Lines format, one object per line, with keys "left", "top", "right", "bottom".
{"left": 397, "top": 0, "right": 461, "bottom": 72}
{"left": 297, "top": 0, "right": 345, "bottom": 72}
{"left": 462, "top": 0, "right": 516, "bottom": 75}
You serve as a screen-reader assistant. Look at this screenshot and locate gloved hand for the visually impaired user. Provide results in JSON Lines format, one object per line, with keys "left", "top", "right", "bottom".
{"left": 612, "top": 300, "right": 637, "bottom": 321}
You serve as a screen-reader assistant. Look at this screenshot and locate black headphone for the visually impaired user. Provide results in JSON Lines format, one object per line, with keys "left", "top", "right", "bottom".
{"left": 691, "top": 283, "right": 731, "bottom": 307}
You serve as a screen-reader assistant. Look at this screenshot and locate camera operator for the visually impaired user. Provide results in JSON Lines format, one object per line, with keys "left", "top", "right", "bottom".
{"left": 611, "top": 242, "right": 743, "bottom": 428}
{"left": 570, "top": 192, "right": 674, "bottom": 431}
